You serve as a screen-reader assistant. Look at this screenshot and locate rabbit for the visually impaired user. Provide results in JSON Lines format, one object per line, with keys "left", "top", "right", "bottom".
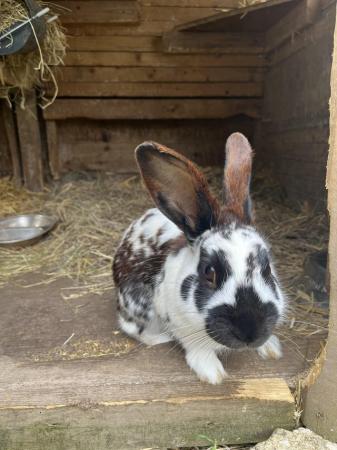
{"left": 113, "top": 132, "right": 286, "bottom": 384}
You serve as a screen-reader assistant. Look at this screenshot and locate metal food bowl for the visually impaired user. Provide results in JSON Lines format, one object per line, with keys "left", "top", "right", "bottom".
{"left": 0, "top": 214, "right": 57, "bottom": 246}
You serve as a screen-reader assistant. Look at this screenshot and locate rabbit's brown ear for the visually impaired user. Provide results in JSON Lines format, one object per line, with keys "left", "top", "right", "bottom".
{"left": 136, "top": 142, "right": 219, "bottom": 241}
{"left": 223, "top": 133, "right": 253, "bottom": 223}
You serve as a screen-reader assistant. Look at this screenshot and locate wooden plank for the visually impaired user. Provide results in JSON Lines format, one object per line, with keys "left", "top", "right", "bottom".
{"left": 302, "top": 5, "right": 337, "bottom": 440}
{"left": 269, "top": 4, "right": 336, "bottom": 66}
{"left": 172, "top": 0, "right": 295, "bottom": 32}
{"left": 57, "top": 0, "right": 140, "bottom": 24}
{"left": 15, "top": 93, "right": 44, "bottom": 192}
{"left": 0, "top": 101, "right": 21, "bottom": 185}
{"left": 46, "top": 121, "right": 60, "bottom": 180}
{"left": 0, "top": 376, "right": 294, "bottom": 449}
{"left": 51, "top": 81, "right": 263, "bottom": 98}
{"left": 43, "top": 98, "right": 262, "bottom": 120}
{"left": 65, "top": 21, "right": 177, "bottom": 36}
{"left": 162, "top": 31, "right": 265, "bottom": 54}
{"left": 58, "top": 66, "right": 265, "bottom": 83}
{"left": 67, "top": 35, "right": 160, "bottom": 52}
{"left": 64, "top": 51, "right": 267, "bottom": 67}
{"left": 265, "top": 0, "right": 321, "bottom": 52}
{"left": 142, "top": 0, "right": 238, "bottom": 7}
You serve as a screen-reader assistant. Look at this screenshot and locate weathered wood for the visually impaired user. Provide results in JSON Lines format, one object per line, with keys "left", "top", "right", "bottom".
{"left": 265, "top": 0, "right": 321, "bottom": 52}
{"left": 172, "top": 0, "right": 295, "bottom": 32}
{"left": 45, "top": 116, "right": 256, "bottom": 174}
{"left": 268, "top": 4, "right": 336, "bottom": 65}
{"left": 67, "top": 35, "right": 160, "bottom": 52}
{"left": 302, "top": 5, "right": 337, "bottom": 441}
{"left": 56, "top": 0, "right": 140, "bottom": 24}
{"left": 15, "top": 93, "right": 44, "bottom": 192}
{"left": 0, "top": 101, "right": 21, "bottom": 184}
{"left": 46, "top": 121, "right": 60, "bottom": 180}
{"left": 162, "top": 30, "right": 265, "bottom": 54}
{"left": 64, "top": 51, "right": 267, "bottom": 67}
{"left": 51, "top": 81, "right": 263, "bottom": 98}
{"left": 43, "top": 98, "right": 262, "bottom": 120}
{"left": 58, "top": 66, "right": 265, "bottom": 83}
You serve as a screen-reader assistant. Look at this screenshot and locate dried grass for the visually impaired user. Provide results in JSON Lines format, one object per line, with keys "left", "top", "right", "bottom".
{"left": 0, "top": 0, "right": 67, "bottom": 108}
{"left": 0, "top": 169, "right": 329, "bottom": 342}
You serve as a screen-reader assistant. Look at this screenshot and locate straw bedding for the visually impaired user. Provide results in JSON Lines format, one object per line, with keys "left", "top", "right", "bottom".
{"left": 0, "top": 169, "right": 329, "bottom": 345}
{"left": 0, "top": 0, "right": 67, "bottom": 107}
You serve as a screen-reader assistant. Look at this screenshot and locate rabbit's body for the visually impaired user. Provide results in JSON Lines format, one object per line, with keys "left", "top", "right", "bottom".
{"left": 113, "top": 134, "right": 286, "bottom": 384}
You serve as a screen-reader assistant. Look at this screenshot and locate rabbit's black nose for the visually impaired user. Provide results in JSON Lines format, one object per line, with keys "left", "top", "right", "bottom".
{"left": 230, "top": 312, "right": 258, "bottom": 343}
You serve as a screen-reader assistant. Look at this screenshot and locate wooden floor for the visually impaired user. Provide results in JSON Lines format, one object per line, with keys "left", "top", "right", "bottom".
{"left": 0, "top": 273, "right": 323, "bottom": 449}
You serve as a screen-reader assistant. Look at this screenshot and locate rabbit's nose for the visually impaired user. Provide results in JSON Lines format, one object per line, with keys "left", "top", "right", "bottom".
{"left": 231, "top": 313, "right": 258, "bottom": 343}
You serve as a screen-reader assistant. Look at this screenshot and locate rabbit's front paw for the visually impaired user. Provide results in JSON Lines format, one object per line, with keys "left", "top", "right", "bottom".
{"left": 186, "top": 349, "right": 227, "bottom": 384}
{"left": 257, "top": 335, "right": 282, "bottom": 360}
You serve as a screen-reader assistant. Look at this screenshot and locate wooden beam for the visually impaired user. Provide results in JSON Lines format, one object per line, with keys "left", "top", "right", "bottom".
{"left": 162, "top": 31, "right": 265, "bottom": 54}
{"left": 265, "top": 0, "right": 321, "bottom": 52}
{"left": 1, "top": 101, "right": 22, "bottom": 186}
{"left": 15, "top": 92, "right": 44, "bottom": 192}
{"left": 46, "top": 121, "right": 60, "bottom": 180}
{"left": 43, "top": 98, "right": 262, "bottom": 120}
{"left": 302, "top": 5, "right": 337, "bottom": 440}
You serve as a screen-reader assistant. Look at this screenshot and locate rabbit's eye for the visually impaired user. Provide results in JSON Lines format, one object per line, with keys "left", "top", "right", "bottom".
{"left": 205, "top": 265, "right": 216, "bottom": 287}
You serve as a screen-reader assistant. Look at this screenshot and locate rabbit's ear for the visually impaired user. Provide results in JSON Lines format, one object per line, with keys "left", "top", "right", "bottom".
{"left": 136, "top": 142, "right": 219, "bottom": 241}
{"left": 223, "top": 133, "right": 253, "bottom": 223}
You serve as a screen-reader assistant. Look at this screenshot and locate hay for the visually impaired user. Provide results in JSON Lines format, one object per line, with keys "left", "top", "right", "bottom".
{"left": 0, "top": 169, "right": 329, "bottom": 344}
{"left": 0, "top": 0, "right": 67, "bottom": 108}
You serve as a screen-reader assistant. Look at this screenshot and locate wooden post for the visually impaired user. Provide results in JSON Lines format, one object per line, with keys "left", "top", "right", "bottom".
{"left": 302, "top": 6, "right": 337, "bottom": 441}
{"left": 15, "top": 91, "right": 44, "bottom": 191}
{"left": 1, "top": 101, "right": 22, "bottom": 187}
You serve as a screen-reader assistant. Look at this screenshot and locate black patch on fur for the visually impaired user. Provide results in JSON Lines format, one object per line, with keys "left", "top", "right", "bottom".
{"left": 246, "top": 252, "right": 255, "bottom": 279}
{"left": 181, "top": 275, "right": 197, "bottom": 301}
{"left": 206, "top": 286, "right": 279, "bottom": 348}
{"left": 257, "top": 247, "right": 278, "bottom": 298}
{"left": 194, "top": 248, "right": 232, "bottom": 310}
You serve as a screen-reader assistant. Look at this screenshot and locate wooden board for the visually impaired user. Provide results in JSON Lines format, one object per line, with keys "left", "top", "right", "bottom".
{"left": 162, "top": 31, "right": 265, "bottom": 54}
{"left": 302, "top": 5, "right": 337, "bottom": 440}
{"left": 58, "top": 66, "right": 265, "bottom": 83}
{"left": 55, "top": 0, "right": 140, "bottom": 24}
{"left": 265, "top": 0, "right": 321, "bottom": 52}
{"left": 64, "top": 51, "right": 267, "bottom": 67}
{"left": 0, "top": 101, "right": 20, "bottom": 182}
{"left": 51, "top": 81, "right": 263, "bottom": 98}
{"left": 15, "top": 93, "right": 44, "bottom": 192}
{"left": 44, "top": 116, "right": 256, "bottom": 175}
{"left": 0, "top": 269, "right": 326, "bottom": 448}
{"left": 43, "top": 98, "right": 262, "bottom": 120}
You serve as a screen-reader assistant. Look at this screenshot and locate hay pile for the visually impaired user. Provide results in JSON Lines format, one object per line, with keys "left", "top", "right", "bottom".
{"left": 0, "top": 169, "right": 329, "bottom": 343}
{"left": 0, "top": 0, "right": 67, "bottom": 108}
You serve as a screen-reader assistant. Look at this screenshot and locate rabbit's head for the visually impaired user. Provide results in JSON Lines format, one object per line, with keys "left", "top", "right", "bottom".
{"left": 135, "top": 133, "right": 285, "bottom": 350}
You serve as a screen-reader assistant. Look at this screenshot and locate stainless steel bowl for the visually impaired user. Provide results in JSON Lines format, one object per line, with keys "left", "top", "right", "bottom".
{"left": 0, "top": 214, "right": 57, "bottom": 245}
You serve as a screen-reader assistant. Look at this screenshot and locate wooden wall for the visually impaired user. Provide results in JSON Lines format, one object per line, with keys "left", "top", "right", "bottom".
{"left": 43, "top": 0, "right": 266, "bottom": 176}
{"left": 258, "top": 0, "right": 336, "bottom": 209}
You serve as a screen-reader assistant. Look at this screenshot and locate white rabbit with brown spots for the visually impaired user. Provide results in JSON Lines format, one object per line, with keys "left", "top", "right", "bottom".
{"left": 113, "top": 133, "right": 285, "bottom": 384}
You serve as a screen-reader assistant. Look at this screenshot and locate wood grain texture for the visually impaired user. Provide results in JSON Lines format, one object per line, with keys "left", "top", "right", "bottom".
{"left": 0, "top": 101, "right": 21, "bottom": 182}
{"left": 52, "top": 81, "right": 263, "bottom": 98}
{"left": 43, "top": 98, "right": 262, "bottom": 120}
{"left": 56, "top": 0, "right": 140, "bottom": 24}
{"left": 258, "top": 4, "right": 335, "bottom": 209}
{"left": 64, "top": 51, "right": 267, "bottom": 67}
{"left": 302, "top": 5, "right": 337, "bottom": 440}
{"left": 0, "top": 268, "right": 321, "bottom": 448}
{"left": 15, "top": 93, "right": 44, "bottom": 192}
